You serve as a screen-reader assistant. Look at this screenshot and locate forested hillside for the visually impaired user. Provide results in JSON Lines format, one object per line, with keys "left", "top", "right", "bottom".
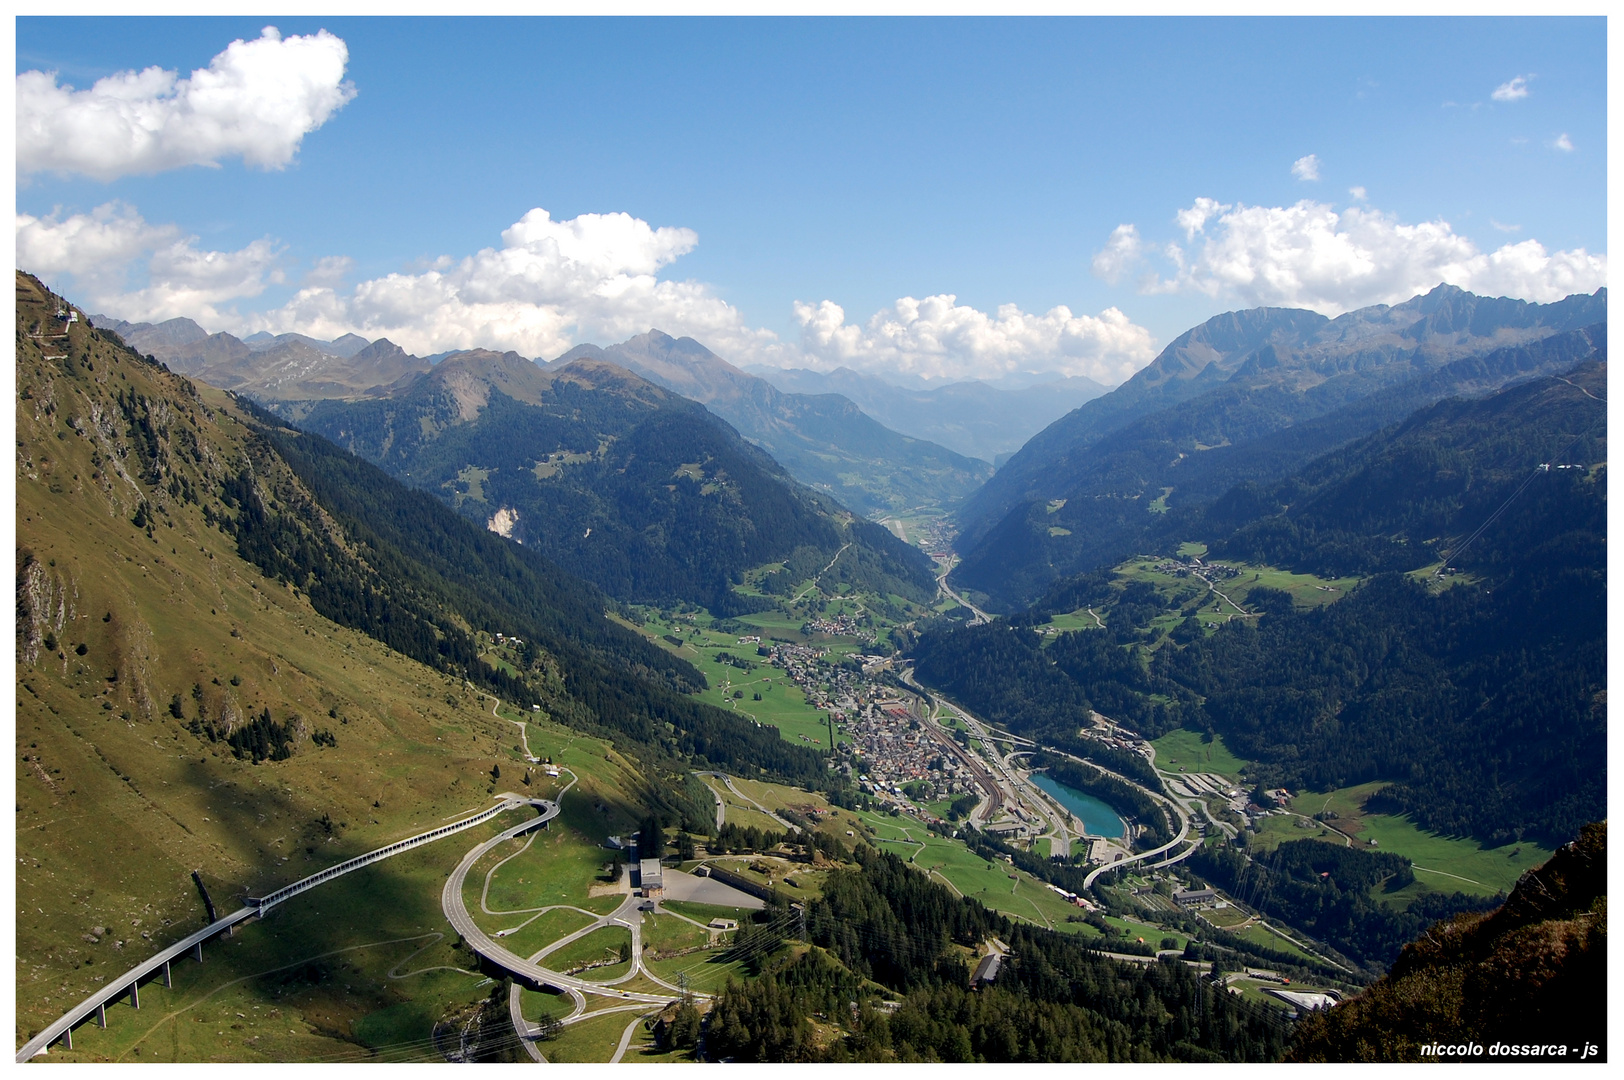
{"left": 284, "top": 350, "right": 937, "bottom": 611}
{"left": 914, "top": 361, "right": 1606, "bottom": 848}
{"left": 705, "top": 846, "right": 1290, "bottom": 1061}
{"left": 229, "top": 404, "right": 831, "bottom": 785}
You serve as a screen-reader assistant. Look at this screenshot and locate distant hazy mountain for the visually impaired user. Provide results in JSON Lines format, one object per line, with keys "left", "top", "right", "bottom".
{"left": 288, "top": 348, "right": 939, "bottom": 611}
{"left": 243, "top": 329, "right": 372, "bottom": 357}
{"left": 952, "top": 284, "right": 1608, "bottom": 608}
{"left": 745, "top": 365, "right": 1108, "bottom": 464}
{"left": 89, "top": 314, "right": 431, "bottom": 401}
{"left": 559, "top": 330, "right": 994, "bottom": 517}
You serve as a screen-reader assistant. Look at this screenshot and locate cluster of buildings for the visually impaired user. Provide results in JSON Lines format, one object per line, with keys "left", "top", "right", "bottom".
{"left": 762, "top": 642, "right": 842, "bottom": 712}
{"left": 1087, "top": 725, "right": 1154, "bottom": 760}
{"left": 846, "top": 703, "right": 978, "bottom": 808}
{"left": 802, "top": 613, "right": 863, "bottom": 637}
{"left": 759, "top": 641, "right": 978, "bottom": 815}
{"left": 913, "top": 518, "right": 957, "bottom": 560}
{"left": 763, "top": 641, "right": 899, "bottom": 720}
{"left": 1151, "top": 557, "right": 1241, "bottom": 581}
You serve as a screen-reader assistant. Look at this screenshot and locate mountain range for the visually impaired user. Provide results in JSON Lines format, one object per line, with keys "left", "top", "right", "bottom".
{"left": 281, "top": 347, "right": 937, "bottom": 612}
{"left": 26, "top": 270, "right": 1608, "bottom": 1064}
{"left": 91, "top": 316, "right": 993, "bottom": 520}
{"left": 922, "top": 354, "right": 1606, "bottom": 850}
{"left": 952, "top": 284, "right": 1608, "bottom": 608}
{"left": 89, "top": 313, "right": 431, "bottom": 401}
{"left": 557, "top": 331, "right": 994, "bottom": 516}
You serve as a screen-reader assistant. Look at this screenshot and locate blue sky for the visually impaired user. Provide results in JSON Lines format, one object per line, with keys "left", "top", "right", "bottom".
{"left": 16, "top": 17, "right": 1608, "bottom": 384}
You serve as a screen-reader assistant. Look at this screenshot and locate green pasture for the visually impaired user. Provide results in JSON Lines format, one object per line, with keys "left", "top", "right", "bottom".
{"left": 490, "top": 907, "right": 599, "bottom": 960}
{"left": 543, "top": 1006, "right": 654, "bottom": 1063}
{"left": 1286, "top": 783, "right": 1550, "bottom": 896}
{"left": 543, "top": 925, "right": 632, "bottom": 976}
{"left": 849, "top": 810, "right": 1088, "bottom": 934}
{"left": 728, "top": 775, "right": 831, "bottom": 815}
{"left": 1234, "top": 922, "right": 1319, "bottom": 964}
{"left": 1152, "top": 729, "right": 1249, "bottom": 780}
{"left": 641, "top": 911, "right": 712, "bottom": 956}
{"left": 1223, "top": 566, "right": 1362, "bottom": 610}
{"left": 701, "top": 776, "right": 790, "bottom": 833}
{"left": 660, "top": 899, "right": 757, "bottom": 923}
{"left": 644, "top": 953, "right": 753, "bottom": 995}
{"left": 1043, "top": 610, "right": 1105, "bottom": 632}
{"left": 620, "top": 610, "right": 836, "bottom": 747}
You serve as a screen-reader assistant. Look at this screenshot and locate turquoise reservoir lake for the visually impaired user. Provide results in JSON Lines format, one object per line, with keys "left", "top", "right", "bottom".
{"left": 1030, "top": 773, "right": 1127, "bottom": 839}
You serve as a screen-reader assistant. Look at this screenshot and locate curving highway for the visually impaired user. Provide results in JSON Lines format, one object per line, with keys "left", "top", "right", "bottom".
{"left": 19, "top": 793, "right": 550, "bottom": 1061}
{"left": 698, "top": 771, "right": 791, "bottom": 829}
{"left": 438, "top": 769, "right": 691, "bottom": 1019}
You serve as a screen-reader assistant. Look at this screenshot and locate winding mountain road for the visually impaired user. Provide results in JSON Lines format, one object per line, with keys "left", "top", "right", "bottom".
{"left": 698, "top": 771, "right": 791, "bottom": 829}
{"left": 20, "top": 793, "right": 550, "bottom": 1061}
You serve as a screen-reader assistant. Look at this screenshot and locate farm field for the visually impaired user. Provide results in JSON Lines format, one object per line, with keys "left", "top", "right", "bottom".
{"left": 1042, "top": 610, "right": 1105, "bottom": 632}
{"left": 1114, "top": 554, "right": 1360, "bottom": 617}
{"left": 1233, "top": 922, "right": 1320, "bottom": 964}
{"left": 727, "top": 775, "right": 832, "bottom": 817}
{"left": 1038, "top": 551, "right": 1362, "bottom": 640}
{"left": 660, "top": 899, "right": 756, "bottom": 923}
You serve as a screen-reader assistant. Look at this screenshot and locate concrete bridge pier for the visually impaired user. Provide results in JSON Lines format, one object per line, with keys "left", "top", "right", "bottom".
{"left": 192, "top": 942, "right": 203, "bottom": 962}
{"left": 96, "top": 1004, "right": 105, "bottom": 1028}
{"left": 128, "top": 983, "right": 139, "bottom": 1009}
{"left": 61, "top": 1029, "right": 70, "bottom": 1051}
{"left": 162, "top": 961, "right": 172, "bottom": 989}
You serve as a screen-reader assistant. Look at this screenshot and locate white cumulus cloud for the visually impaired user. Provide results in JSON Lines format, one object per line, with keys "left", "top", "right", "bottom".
{"left": 302, "top": 254, "right": 354, "bottom": 288}
{"left": 1106, "top": 197, "right": 1606, "bottom": 316}
{"left": 245, "top": 207, "right": 782, "bottom": 362}
{"left": 1090, "top": 224, "right": 1143, "bottom": 285}
{"left": 792, "top": 295, "right": 1157, "bottom": 385}
{"left": 1175, "top": 197, "right": 1230, "bottom": 240}
{"left": 1492, "top": 75, "right": 1531, "bottom": 102}
{"left": 18, "top": 26, "right": 355, "bottom": 181}
{"left": 1553, "top": 133, "right": 1575, "bottom": 152}
{"left": 1291, "top": 154, "right": 1321, "bottom": 181}
{"left": 17, "top": 201, "right": 282, "bottom": 324}
{"left": 24, "top": 200, "right": 1159, "bottom": 384}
